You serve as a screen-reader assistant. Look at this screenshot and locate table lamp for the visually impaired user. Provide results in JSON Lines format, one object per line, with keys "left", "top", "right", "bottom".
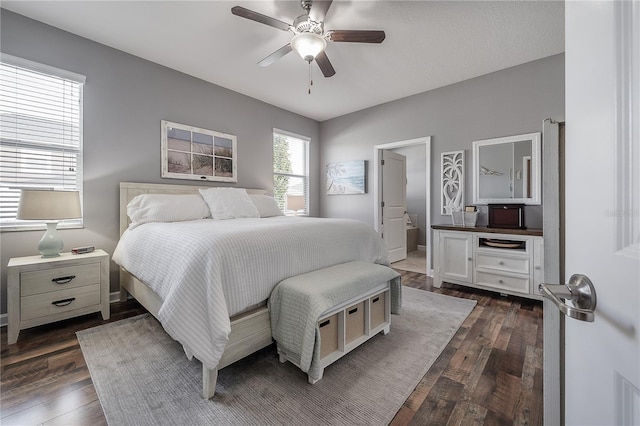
{"left": 17, "top": 189, "right": 82, "bottom": 258}
{"left": 286, "top": 194, "right": 305, "bottom": 216}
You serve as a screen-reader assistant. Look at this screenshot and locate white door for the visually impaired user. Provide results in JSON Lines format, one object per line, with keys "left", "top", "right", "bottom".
{"left": 553, "top": 2, "right": 640, "bottom": 424}
{"left": 381, "top": 150, "right": 407, "bottom": 263}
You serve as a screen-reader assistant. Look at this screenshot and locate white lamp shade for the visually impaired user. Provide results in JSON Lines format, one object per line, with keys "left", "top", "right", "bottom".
{"left": 286, "top": 194, "right": 305, "bottom": 211}
{"left": 291, "top": 32, "right": 327, "bottom": 62}
{"left": 17, "top": 190, "right": 82, "bottom": 220}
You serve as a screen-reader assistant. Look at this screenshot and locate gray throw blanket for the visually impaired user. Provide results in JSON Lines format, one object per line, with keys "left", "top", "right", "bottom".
{"left": 269, "top": 261, "right": 401, "bottom": 381}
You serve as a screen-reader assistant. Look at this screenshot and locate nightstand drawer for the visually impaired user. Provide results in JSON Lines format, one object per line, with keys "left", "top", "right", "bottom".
{"left": 21, "top": 284, "right": 101, "bottom": 322}
{"left": 21, "top": 263, "right": 101, "bottom": 297}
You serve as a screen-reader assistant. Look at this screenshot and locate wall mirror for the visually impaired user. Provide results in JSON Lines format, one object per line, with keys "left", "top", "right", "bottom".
{"left": 472, "top": 132, "right": 541, "bottom": 205}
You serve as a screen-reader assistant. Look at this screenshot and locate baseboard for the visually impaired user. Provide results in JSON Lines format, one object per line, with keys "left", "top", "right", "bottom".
{"left": 110, "top": 290, "right": 122, "bottom": 304}
{"left": 417, "top": 245, "right": 427, "bottom": 251}
{"left": 0, "top": 291, "right": 125, "bottom": 328}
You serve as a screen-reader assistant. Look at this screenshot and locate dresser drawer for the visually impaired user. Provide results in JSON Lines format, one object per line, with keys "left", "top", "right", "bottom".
{"left": 21, "top": 263, "right": 101, "bottom": 297}
{"left": 475, "top": 271, "right": 530, "bottom": 294}
{"left": 476, "top": 253, "right": 529, "bottom": 275}
{"left": 21, "top": 284, "right": 101, "bottom": 322}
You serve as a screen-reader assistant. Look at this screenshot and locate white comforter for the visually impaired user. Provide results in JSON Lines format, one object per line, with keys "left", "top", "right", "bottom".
{"left": 112, "top": 216, "right": 388, "bottom": 370}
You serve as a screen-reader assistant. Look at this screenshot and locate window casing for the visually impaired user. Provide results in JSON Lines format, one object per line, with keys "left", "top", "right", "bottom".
{"left": 0, "top": 54, "right": 85, "bottom": 231}
{"left": 273, "top": 129, "right": 310, "bottom": 215}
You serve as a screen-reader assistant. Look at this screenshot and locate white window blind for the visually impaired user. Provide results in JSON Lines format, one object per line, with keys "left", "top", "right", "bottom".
{"left": 273, "top": 129, "right": 310, "bottom": 215}
{"left": 0, "top": 54, "right": 85, "bottom": 231}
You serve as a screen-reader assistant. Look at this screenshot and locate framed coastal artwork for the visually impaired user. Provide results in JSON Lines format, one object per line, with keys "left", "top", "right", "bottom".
{"left": 326, "top": 160, "right": 367, "bottom": 195}
{"left": 161, "top": 120, "right": 237, "bottom": 182}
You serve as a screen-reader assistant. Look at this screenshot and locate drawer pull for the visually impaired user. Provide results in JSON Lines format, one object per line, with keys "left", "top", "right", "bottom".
{"left": 51, "top": 275, "right": 76, "bottom": 285}
{"left": 348, "top": 307, "right": 358, "bottom": 315}
{"left": 319, "top": 319, "right": 331, "bottom": 328}
{"left": 499, "top": 279, "right": 504, "bottom": 284}
{"left": 372, "top": 297, "right": 380, "bottom": 303}
{"left": 51, "top": 298, "right": 76, "bottom": 307}
{"left": 499, "top": 261, "right": 505, "bottom": 266}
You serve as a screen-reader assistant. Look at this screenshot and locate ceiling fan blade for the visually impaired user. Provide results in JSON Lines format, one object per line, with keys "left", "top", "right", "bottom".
{"left": 231, "top": 6, "right": 291, "bottom": 31}
{"left": 309, "top": 0, "right": 333, "bottom": 22}
{"left": 315, "top": 51, "right": 336, "bottom": 77}
{"left": 327, "top": 30, "right": 386, "bottom": 43}
{"left": 258, "top": 44, "right": 293, "bottom": 67}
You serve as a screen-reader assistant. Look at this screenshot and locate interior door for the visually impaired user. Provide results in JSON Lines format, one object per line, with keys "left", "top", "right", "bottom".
{"left": 557, "top": 2, "right": 640, "bottom": 424}
{"left": 381, "top": 150, "right": 407, "bottom": 263}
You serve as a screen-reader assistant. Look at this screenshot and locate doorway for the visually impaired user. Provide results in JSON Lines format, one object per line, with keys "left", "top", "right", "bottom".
{"left": 373, "top": 136, "right": 432, "bottom": 274}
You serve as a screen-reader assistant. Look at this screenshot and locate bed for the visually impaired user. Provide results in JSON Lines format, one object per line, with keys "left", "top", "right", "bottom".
{"left": 114, "top": 182, "right": 389, "bottom": 398}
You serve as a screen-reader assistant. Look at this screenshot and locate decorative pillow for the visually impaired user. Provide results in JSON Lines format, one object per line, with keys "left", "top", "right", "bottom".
{"left": 199, "top": 187, "right": 260, "bottom": 220}
{"left": 127, "top": 193, "right": 210, "bottom": 229}
{"left": 249, "top": 194, "right": 283, "bottom": 218}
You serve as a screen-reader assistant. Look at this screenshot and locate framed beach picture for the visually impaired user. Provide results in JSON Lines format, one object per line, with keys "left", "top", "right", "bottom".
{"left": 161, "top": 120, "right": 237, "bottom": 182}
{"left": 326, "top": 160, "right": 367, "bottom": 195}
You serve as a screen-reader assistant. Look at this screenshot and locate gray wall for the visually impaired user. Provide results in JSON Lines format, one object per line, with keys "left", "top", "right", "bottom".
{"left": 0, "top": 10, "right": 320, "bottom": 312}
{"left": 391, "top": 145, "right": 427, "bottom": 246}
{"left": 320, "top": 53, "right": 565, "bottom": 247}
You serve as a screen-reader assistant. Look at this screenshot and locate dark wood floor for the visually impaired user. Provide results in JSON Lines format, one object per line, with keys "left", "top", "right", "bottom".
{"left": 1, "top": 270, "right": 543, "bottom": 425}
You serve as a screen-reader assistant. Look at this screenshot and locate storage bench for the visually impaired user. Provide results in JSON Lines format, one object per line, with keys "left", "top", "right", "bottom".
{"left": 269, "top": 261, "right": 400, "bottom": 384}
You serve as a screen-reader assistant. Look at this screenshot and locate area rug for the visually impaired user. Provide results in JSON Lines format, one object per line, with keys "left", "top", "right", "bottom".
{"left": 77, "top": 287, "right": 476, "bottom": 425}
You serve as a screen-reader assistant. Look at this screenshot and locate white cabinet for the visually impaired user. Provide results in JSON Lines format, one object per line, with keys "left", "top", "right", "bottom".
{"left": 435, "top": 231, "right": 473, "bottom": 284}
{"left": 433, "top": 227, "right": 543, "bottom": 299}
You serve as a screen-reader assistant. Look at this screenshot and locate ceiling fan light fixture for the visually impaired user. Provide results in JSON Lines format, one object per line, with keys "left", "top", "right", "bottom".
{"left": 291, "top": 32, "right": 327, "bottom": 62}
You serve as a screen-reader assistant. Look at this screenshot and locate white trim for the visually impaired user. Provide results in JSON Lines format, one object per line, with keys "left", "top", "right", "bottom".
{"left": 0, "top": 52, "right": 86, "bottom": 83}
{"left": 615, "top": 0, "right": 640, "bottom": 258}
{"left": 110, "top": 290, "right": 125, "bottom": 304}
{"left": 273, "top": 128, "right": 311, "bottom": 142}
{"left": 374, "top": 136, "right": 432, "bottom": 273}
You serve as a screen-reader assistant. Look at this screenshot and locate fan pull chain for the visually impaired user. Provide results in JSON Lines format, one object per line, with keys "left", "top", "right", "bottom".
{"left": 308, "top": 62, "right": 313, "bottom": 94}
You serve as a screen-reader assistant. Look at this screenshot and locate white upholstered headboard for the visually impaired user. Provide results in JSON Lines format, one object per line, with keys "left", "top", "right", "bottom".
{"left": 119, "top": 182, "right": 268, "bottom": 236}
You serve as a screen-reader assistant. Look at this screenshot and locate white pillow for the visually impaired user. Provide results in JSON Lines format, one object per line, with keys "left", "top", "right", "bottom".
{"left": 249, "top": 194, "right": 283, "bottom": 218}
{"left": 199, "top": 187, "right": 260, "bottom": 220}
{"left": 127, "top": 193, "right": 210, "bottom": 229}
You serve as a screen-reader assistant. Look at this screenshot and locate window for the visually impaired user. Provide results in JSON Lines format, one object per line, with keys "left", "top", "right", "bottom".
{"left": 273, "top": 129, "right": 309, "bottom": 215}
{"left": 0, "top": 54, "right": 85, "bottom": 231}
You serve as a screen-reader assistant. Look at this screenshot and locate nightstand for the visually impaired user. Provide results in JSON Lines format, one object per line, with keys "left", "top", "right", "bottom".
{"left": 7, "top": 249, "right": 110, "bottom": 344}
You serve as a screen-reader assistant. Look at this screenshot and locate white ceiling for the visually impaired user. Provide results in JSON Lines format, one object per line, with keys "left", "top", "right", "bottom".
{"left": 2, "top": 1, "right": 564, "bottom": 122}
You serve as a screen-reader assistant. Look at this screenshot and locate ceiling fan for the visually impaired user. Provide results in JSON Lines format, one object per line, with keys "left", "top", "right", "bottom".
{"left": 231, "top": 0, "right": 386, "bottom": 79}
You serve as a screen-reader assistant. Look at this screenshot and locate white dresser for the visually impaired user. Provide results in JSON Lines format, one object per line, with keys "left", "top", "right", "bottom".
{"left": 432, "top": 225, "right": 543, "bottom": 299}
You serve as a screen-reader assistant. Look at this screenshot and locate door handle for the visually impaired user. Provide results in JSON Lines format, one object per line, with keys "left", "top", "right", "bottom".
{"left": 539, "top": 274, "right": 597, "bottom": 322}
